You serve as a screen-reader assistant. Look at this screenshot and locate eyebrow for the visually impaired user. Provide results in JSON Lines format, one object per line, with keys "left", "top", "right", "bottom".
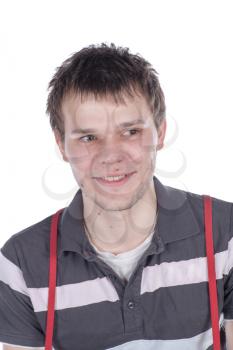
{"left": 71, "top": 118, "right": 146, "bottom": 135}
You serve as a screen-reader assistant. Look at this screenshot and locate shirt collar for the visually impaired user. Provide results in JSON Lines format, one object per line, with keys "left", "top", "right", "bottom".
{"left": 57, "top": 176, "right": 201, "bottom": 259}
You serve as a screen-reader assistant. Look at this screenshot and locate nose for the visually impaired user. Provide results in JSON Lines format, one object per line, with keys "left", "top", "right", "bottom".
{"left": 99, "top": 137, "right": 124, "bottom": 165}
{"left": 101, "top": 156, "right": 123, "bottom": 166}
{"left": 100, "top": 147, "right": 123, "bottom": 166}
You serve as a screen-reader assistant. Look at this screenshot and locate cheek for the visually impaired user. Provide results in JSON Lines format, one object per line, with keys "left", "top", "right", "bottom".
{"left": 64, "top": 141, "right": 95, "bottom": 168}
{"left": 130, "top": 135, "right": 156, "bottom": 162}
{"left": 69, "top": 159, "right": 92, "bottom": 189}
{"left": 140, "top": 132, "right": 157, "bottom": 152}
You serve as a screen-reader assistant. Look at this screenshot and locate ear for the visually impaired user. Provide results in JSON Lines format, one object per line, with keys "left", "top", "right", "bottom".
{"left": 54, "top": 129, "right": 69, "bottom": 162}
{"left": 156, "top": 118, "right": 167, "bottom": 151}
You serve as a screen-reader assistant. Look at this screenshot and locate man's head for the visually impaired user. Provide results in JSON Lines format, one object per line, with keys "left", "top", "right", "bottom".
{"left": 46, "top": 43, "right": 166, "bottom": 212}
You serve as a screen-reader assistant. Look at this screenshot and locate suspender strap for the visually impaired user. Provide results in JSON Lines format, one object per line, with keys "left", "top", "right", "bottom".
{"left": 45, "top": 208, "right": 64, "bottom": 350}
{"left": 203, "top": 195, "right": 221, "bottom": 350}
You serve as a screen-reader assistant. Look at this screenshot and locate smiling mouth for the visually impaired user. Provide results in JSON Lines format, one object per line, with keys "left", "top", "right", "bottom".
{"left": 94, "top": 172, "right": 136, "bottom": 186}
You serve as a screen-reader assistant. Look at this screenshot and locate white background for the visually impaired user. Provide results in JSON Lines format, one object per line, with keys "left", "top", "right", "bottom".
{"left": 0, "top": 0, "right": 233, "bottom": 249}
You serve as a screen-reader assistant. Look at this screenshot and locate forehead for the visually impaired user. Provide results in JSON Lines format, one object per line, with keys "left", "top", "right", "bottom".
{"left": 61, "top": 92, "right": 153, "bottom": 129}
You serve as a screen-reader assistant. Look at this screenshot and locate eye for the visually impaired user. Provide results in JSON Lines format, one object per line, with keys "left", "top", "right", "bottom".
{"left": 79, "top": 129, "right": 141, "bottom": 143}
{"left": 79, "top": 135, "right": 97, "bottom": 143}
{"left": 123, "top": 129, "right": 141, "bottom": 136}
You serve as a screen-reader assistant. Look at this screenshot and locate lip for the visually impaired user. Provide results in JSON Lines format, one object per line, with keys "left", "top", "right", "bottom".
{"left": 94, "top": 172, "right": 136, "bottom": 187}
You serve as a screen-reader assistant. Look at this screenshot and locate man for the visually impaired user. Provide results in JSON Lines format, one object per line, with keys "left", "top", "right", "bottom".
{"left": 0, "top": 43, "right": 232, "bottom": 350}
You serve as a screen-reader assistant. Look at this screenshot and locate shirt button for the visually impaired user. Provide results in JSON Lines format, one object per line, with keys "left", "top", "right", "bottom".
{"left": 127, "top": 300, "right": 135, "bottom": 309}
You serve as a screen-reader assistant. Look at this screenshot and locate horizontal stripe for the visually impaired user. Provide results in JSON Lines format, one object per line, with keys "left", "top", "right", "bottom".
{"left": 28, "top": 276, "right": 119, "bottom": 312}
{"left": 107, "top": 316, "right": 224, "bottom": 350}
{"left": 1, "top": 343, "right": 45, "bottom": 349}
{"left": 1, "top": 317, "right": 224, "bottom": 350}
{"left": 141, "top": 243, "right": 231, "bottom": 294}
{"left": 0, "top": 251, "right": 29, "bottom": 296}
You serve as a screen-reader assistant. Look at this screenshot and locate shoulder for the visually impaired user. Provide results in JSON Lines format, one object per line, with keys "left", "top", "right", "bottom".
{"left": 185, "top": 188, "right": 232, "bottom": 225}
{"left": 161, "top": 180, "right": 233, "bottom": 247}
{"left": 161, "top": 181, "right": 232, "bottom": 219}
{"left": 0, "top": 213, "right": 56, "bottom": 282}
{"left": 183, "top": 187, "right": 233, "bottom": 249}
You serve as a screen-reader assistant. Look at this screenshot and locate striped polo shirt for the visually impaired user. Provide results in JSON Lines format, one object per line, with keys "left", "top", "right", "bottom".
{"left": 0, "top": 175, "right": 232, "bottom": 350}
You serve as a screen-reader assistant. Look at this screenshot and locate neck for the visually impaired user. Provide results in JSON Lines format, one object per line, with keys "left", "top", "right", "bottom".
{"left": 82, "top": 178, "right": 158, "bottom": 255}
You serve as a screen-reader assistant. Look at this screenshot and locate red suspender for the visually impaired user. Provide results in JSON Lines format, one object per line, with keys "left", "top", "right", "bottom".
{"left": 45, "top": 197, "right": 221, "bottom": 350}
{"left": 45, "top": 208, "right": 64, "bottom": 350}
{"left": 203, "top": 195, "right": 221, "bottom": 350}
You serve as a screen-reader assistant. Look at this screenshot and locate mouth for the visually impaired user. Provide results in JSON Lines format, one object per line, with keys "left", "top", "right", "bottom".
{"left": 93, "top": 172, "right": 136, "bottom": 187}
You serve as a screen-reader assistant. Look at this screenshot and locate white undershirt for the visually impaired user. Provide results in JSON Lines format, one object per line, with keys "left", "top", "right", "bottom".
{"left": 90, "top": 230, "right": 154, "bottom": 282}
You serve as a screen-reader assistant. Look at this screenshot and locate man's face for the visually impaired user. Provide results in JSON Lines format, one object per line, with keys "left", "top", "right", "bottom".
{"left": 55, "top": 92, "right": 166, "bottom": 211}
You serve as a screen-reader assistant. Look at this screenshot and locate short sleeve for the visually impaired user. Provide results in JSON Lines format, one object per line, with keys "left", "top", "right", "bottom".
{"left": 0, "top": 236, "right": 45, "bottom": 348}
{"left": 223, "top": 204, "right": 233, "bottom": 320}
{"left": 223, "top": 267, "right": 233, "bottom": 320}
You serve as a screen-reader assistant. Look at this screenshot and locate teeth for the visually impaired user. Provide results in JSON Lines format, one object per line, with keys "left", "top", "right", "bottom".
{"left": 102, "top": 175, "right": 126, "bottom": 182}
